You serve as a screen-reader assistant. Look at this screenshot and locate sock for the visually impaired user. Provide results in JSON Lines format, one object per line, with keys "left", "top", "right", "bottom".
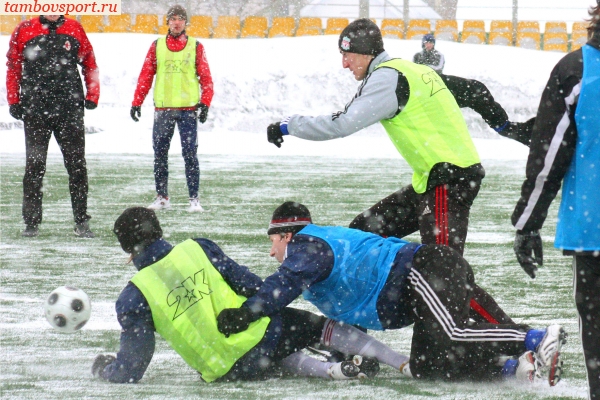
{"left": 279, "top": 351, "right": 334, "bottom": 379}
{"left": 502, "top": 358, "right": 518, "bottom": 378}
{"left": 524, "top": 329, "right": 545, "bottom": 352}
{"left": 320, "top": 319, "right": 409, "bottom": 370}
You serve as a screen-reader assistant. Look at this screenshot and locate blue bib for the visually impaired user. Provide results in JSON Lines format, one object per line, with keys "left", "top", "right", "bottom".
{"left": 555, "top": 45, "right": 600, "bottom": 251}
{"left": 299, "top": 225, "right": 409, "bottom": 330}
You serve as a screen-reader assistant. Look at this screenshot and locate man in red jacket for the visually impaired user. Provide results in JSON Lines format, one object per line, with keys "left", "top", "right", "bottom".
{"left": 131, "top": 5, "right": 214, "bottom": 213}
{"left": 6, "top": 14, "right": 100, "bottom": 238}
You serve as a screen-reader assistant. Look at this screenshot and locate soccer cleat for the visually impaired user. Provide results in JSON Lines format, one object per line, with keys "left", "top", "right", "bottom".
{"left": 22, "top": 225, "right": 39, "bottom": 237}
{"left": 74, "top": 221, "right": 95, "bottom": 238}
{"left": 187, "top": 197, "right": 204, "bottom": 213}
{"left": 547, "top": 350, "right": 564, "bottom": 387}
{"left": 148, "top": 195, "right": 171, "bottom": 210}
{"left": 535, "top": 324, "right": 567, "bottom": 386}
{"left": 514, "top": 351, "right": 537, "bottom": 383}
{"left": 327, "top": 355, "right": 380, "bottom": 380}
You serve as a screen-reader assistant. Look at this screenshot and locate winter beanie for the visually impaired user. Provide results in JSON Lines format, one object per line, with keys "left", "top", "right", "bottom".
{"left": 422, "top": 33, "right": 436, "bottom": 48}
{"left": 338, "top": 18, "right": 384, "bottom": 56}
{"left": 167, "top": 5, "right": 187, "bottom": 21}
{"left": 267, "top": 201, "right": 312, "bottom": 235}
{"left": 113, "top": 207, "right": 163, "bottom": 254}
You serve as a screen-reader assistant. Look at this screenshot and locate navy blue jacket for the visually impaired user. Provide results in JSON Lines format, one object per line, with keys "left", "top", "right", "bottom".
{"left": 100, "top": 238, "right": 281, "bottom": 383}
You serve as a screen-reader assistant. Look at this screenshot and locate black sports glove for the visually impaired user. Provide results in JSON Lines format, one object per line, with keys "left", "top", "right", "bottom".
{"left": 130, "top": 106, "right": 141, "bottom": 122}
{"left": 217, "top": 307, "right": 254, "bottom": 337}
{"left": 514, "top": 230, "right": 543, "bottom": 279}
{"left": 267, "top": 122, "right": 284, "bottom": 148}
{"left": 9, "top": 103, "right": 24, "bottom": 120}
{"left": 197, "top": 103, "right": 209, "bottom": 124}
{"left": 84, "top": 100, "right": 97, "bottom": 110}
{"left": 91, "top": 354, "right": 116, "bottom": 378}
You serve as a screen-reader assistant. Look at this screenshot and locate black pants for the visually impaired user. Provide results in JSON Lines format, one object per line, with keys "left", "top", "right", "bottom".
{"left": 406, "top": 245, "right": 530, "bottom": 381}
{"left": 573, "top": 254, "right": 600, "bottom": 400}
{"left": 23, "top": 115, "right": 90, "bottom": 226}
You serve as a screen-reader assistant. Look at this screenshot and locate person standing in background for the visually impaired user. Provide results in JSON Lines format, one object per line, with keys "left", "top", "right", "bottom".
{"left": 413, "top": 34, "right": 445, "bottom": 74}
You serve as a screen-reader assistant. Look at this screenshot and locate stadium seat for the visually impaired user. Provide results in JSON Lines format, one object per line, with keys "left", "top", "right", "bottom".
{"left": 517, "top": 21, "right": 539, "bottom": 34}
{"left": 296, "top": 17, "right": 322, "bottom": 36}
{"left": 460, "top": 20, "right": 486, "bottom": 44}
{"left": 102, "top": 14, "right": 131, "bottom": 33}
{"left": 324, "top": 18, "right": 348, "bottom": 35}
{"left": 381, "top": 19, "right": 404, "bottom": 39}
{"left": 241, "top": 16, "right": 267, "bottom": 38}
{"left": 543, "top": 32, "right": 568, "bottom": 52}
{"left": 434, "top": 19, "right": 458, "bottom": 42}
{"left": 406, "top": 19, "right": 431, "bottom": 40}
{"left": 131, "top": 14, "right": 158, "bottom": 34}
{"left": 488, "top": 31, "right": 513, "bottom": 46}
{"left": 544, "top": 21, "right": 567, "bottom": 35}
{"left": 571, "top": 22, "right": 588, "bottom": 51}
{"left": 80, "top": 15, "right": 104, "bottom": 33}
{"left": 184, "top": 16, "right": 213, "bottom": 38}
{"left": 213, "top": 16, "right": 240, "bottom": 39}
{"left": 1, "top": 15, "right": 22, "bottom": 35}
{"left": 516, "top": 31, "right": 540, "bottom": 50}
{"left": 268, "top": 17, "right": 295, "bottom": 38}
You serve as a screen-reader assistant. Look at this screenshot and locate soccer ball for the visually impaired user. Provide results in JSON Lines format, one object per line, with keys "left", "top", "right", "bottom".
{"left": 44, "top": 286, "right": 91, "bottom": 333}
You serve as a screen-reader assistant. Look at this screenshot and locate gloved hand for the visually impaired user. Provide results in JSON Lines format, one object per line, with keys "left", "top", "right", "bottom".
{"left": 91, "top": 354, "right": 116, "bottom": 378}
{"left": 84, "top": 100, "right": 97, "bottom": 110}
{"left": 514, "top": 230, "right": 543, "bottom": 279}
{"left": 130, "top": 106, "right": 141, "bottom": 122}
{"left": 217, "top": 307, "right": 254, "bottom": 337}
{"left": 9, "top": 103, "right": 24, "bottom": 120}
{"left": 197, "top": 103, "right": 209, "bottom": 124}
{"left": 267, "top": 122, "right": 284, "bottom": 148}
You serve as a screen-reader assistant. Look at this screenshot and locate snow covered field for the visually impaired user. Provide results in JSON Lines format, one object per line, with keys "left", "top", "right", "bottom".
{"left": 0, "top": 33, "right": 588, "bottom": 399}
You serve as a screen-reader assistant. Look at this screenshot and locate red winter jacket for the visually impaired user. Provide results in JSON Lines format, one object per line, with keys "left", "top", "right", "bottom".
{"left": 132, "top": 32, "right": 214, "bottom": 110}
{"left": 6, "top": 15, "right": 99, "bottom": 117}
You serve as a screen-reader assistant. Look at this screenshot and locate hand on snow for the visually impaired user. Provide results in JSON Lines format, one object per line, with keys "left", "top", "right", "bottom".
{"left": 130, "top": 106, "right": 141, "bottom": 122}
{"left": 217, "top": 307, "right": 254, "bottom": 337}
{"left": 85, "top": 100, "right": 97, "bottom": 110}
{"left": 9, "top": 103, "right": 24, "bottom": 120}
{"left": 514, "top": 230, "right": 543, "bottom": 279}
{"left": 197, "top": 103, "right": 209, "bottom": 124}
{"left": 91, "top": 354, "right": 116, "bottom": 378}
{"left": 267, "top": 122, "right": 284, "bottom": 148}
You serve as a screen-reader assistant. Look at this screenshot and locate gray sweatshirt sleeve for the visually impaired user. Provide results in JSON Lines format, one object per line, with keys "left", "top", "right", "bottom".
{"left": 286, "top": 67, "right": 400, "bottom": 141}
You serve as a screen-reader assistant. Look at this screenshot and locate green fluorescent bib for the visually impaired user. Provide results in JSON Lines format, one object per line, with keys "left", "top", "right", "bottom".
{"left": 153, "top": 37, "right": 200, "bottom": 107}
{"left": 131, "top": 239, "right": 270, "bottom": 382}
{"left": 376, "top": 59, "right": 480, "bottom": 193}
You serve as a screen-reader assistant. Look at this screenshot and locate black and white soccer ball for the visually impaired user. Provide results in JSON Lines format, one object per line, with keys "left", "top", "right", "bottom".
{"left": 44, "top": 286, "right": 91, "bottom": 333}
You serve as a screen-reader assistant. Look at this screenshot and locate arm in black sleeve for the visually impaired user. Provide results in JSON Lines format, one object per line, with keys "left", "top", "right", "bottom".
{"left": 511, "top": 52, "right": 582, "bottom": 232}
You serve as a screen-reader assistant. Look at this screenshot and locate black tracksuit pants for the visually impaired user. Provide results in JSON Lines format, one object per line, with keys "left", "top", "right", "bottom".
{"left": 406, "top": 245, "right": 530, "bottom": 381}
{"left": 22, "top": 114, "right": 90, "bottom": 227}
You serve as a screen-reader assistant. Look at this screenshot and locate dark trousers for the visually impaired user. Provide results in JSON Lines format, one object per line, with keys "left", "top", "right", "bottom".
{"left": 406, "top": 245, "right": 530, "bottom": 381}
{"left": 350, "top": 176, "right": 514, "bottom": 325}
{"left": 573, "top": 254, "right": 600, "bottom": 400}
{"left": 152, "top": 110, "right": 199, "bottom": 199}
{"left": 22, "top": 115, "right": 90, "bottom": 226}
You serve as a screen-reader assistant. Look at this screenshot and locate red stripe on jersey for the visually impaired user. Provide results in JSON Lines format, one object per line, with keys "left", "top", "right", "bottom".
{"left": 435, "top": 185, "right": 449, "bottom": 246}
{"left": 469, "top": 298, "right": 500, "bottom": 324}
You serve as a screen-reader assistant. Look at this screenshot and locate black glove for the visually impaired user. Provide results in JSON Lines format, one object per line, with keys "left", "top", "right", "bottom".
{"left": 514, "top": 230, "right": 543, "bottom": 279}
{"left": 197, "top": 103, "right": 209, "bottom": 124}
{"left": 9, "top": 103, "right": 24, "bottom": 120}
{"left": 84, "top": 100, "right": 97, "bottom": 110}
{"left": 267, "top": 122, "right": 284, "bottom": 148}
{"left": 217, "top": 307, "right": 254, "bottom": 337}
{"left": 91, "top": 354, "right": 116, "bottom": 378}
{"left": 130, "top": 106, "right": 141, "bottom": 122}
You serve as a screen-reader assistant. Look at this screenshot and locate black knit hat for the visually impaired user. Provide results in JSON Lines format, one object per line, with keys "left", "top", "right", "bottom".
{"left": 338, "top": 18, "right": 384, "bottom": 56}
{"left": 113, "top": 207, "right": 163, "bottom": 254}
{"left": 167, "top": 5, "right": 187, "bottom": 21}
{"left": 267, "top": 201, "right": 312, "bottom": 235}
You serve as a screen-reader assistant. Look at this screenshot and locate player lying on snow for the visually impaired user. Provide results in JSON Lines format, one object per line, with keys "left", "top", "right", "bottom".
{"left": 93, "top": 207, "right": 415, "bottom": 383}
{"left": 217, "top": 202, "right": 568, "bottom": 386}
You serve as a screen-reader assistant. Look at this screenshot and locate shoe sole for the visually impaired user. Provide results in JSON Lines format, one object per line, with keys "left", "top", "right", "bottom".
{"left": 548, "top": 351, "right": 563, "bottom": 387}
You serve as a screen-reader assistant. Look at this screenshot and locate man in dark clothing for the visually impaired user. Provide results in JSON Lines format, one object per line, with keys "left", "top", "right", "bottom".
{"left": 6, "top": 14, "right": 100, "bottom": 238}
{"left": 92, "top": 207, "right": 410, "bottom": 383}
{"left": 217, "top": 202, "right": 567, "bottom": 385}
{"left": 413, "top": 34, "right": 445, "bottom": 74}
{"left": 511, "top": 4, "right": 600, "bottom": 398}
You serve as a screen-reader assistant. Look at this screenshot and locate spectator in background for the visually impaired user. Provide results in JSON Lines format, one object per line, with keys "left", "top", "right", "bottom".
{"left": 6, "top": 14, "right": 100, "bottom": 238}
{"left": 413, "top": 33, "right": 445, "bottom": 74}
{"left": 130, "top": 5, "right": 214, "bottom": 213}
